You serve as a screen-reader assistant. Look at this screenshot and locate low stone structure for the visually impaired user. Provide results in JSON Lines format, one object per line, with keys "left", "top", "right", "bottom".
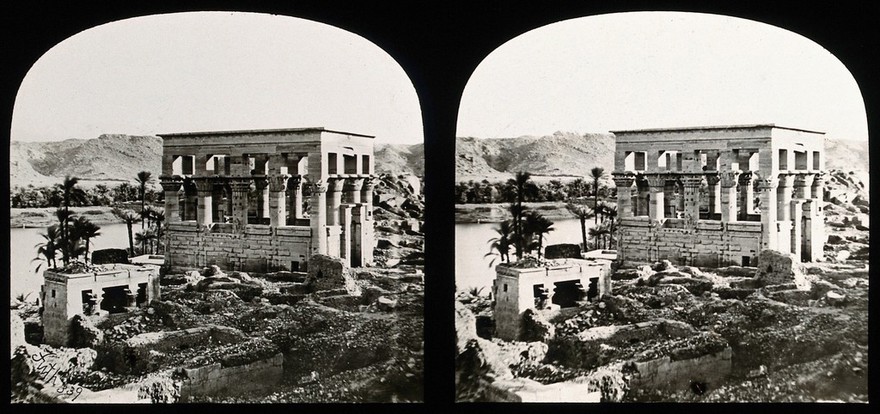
{"left": 612, "top": 124, "right": 826, "bottom": 267}
{"left": 177, "top": 353, "right": 284, "bottom": 402}
{"left": 493, "top": 258, "right": 612, "bottom": 341}
{"left": 41, "top": 264, "right": 160, "bottom": 347}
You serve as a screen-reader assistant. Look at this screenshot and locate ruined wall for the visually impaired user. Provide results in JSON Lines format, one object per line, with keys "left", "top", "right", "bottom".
{"left": 619, "top": 217, "right": 763, "bottom": 267}
{"left": 629, "top": 347, "right": 732, "bottom": 394}
{"left": 177, "top": 353, "right": 284, "bottom": 401}
{"left": 166, "top": 222, "right": 312, "bottom": 273}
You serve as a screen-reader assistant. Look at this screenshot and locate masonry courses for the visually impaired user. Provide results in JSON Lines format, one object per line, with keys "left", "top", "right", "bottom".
{"left": 157, "top": 127, "right": 376, "bottom": 273}
{"left": 610, "top": 124, "right": 825, "bottom": 267}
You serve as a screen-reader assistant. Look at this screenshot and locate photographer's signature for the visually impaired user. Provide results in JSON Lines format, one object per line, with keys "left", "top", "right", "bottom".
{"left": 30, "top": 349, "right": 84, "bottom": 401}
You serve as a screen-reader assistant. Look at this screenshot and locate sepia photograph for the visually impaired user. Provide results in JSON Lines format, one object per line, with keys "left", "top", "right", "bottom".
{"left": 454, "top": 11, "right": 869, "bottom": 402}
{"left": 9, "top": 11, "right": 424, "bottom": 403}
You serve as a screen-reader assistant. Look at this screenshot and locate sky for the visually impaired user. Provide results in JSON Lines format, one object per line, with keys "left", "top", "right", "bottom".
{"left": 11, "top": 12, "right": 423, "bottom": 145}
{"left": 458, "top": 12, "right": 868, "bottom": 142}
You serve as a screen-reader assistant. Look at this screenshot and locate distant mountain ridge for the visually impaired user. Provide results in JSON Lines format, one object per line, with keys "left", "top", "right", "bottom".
{"left": 8, "top": 132, "right": 868, "bottom": 188}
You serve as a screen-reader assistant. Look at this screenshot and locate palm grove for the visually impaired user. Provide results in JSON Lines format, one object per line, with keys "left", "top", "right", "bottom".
{"left": 482, "top": 167, "right": 618, "bottom": 266}
{"left": 32, "top": 172, "right": 163, "bottom": 273}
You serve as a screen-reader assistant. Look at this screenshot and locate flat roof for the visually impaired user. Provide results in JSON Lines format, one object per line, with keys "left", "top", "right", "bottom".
{"left": 158, "top": 127, "right": 375, "bottom": 139}
{"left": 610, "top": 124, "right": 825, "bottom": 135}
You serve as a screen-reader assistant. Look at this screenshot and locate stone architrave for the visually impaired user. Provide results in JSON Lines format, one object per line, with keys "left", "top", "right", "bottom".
{"left": 268, "top": 174, "right": 290, "bottom": 227}
{"left": 159, "top": 176, "right": 184, "bottom": 223}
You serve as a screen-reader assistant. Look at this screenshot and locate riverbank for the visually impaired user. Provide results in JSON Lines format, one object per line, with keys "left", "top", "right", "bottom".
{"left": 9, "top": 204, "right": 157, "bottom": 228}
{"left": 455, "top": 202, "right": 579, "bottom": 223}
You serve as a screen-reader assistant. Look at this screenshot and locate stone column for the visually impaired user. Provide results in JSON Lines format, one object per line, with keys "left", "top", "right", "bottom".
{"left": 228, "top": 179, "right": 252, "bottom": 228}
{"left": 360, "top": 177, "right": 376, "bottom": 218}
{"left": 777, "top": 173, "right": 795, "bottom": 222}
{"left": 268, "top": 174, "right": 290, "bottom": 227}
{"left": 252, "top": 176, "right": 269, "bottom": 222}
{"left": 719, "top": 171, "right": 741, "bottom": 222}
{"left": 680, "top": 174, "right": 704, "bottom": 222}
{"left": 612, "top": 173, "right": 636, "bottom": 217}
{"left": 340, "top": 204, "right": 353, "bottom": 266}
{"left": 193, "top": 178, "right": 214, "bottom": 226}
{"left": 159, "top": 177, "right": 183, "bottom": 223}
{"left": 756, "top": 177, "right": 779, "bottom": 250}
{"left": 644, "top": 174, "right": 666, "bottom": 221}
{"left": 288, "top": 175, "right": 303, "bottom": 222}
{"left": 738, "top": 172, "right": 755, "bottom": 219}
{"left": 810, "top": 172, "right": 823, "bottom": 201}
{"left": 310, "top": 181, "right": 328, "bottom": 255}
{"left": 793, "top": 173, "right": 814, "bottom": 200}
{"left": 635, "top": 175, "right": 649, "bottom": 216}
{"left": 327, "top": 177, "right": 346, "bottom": 226}
{"left": 705, "top": 173, "right": 721, "bottom": 216}
{"left": 344, "top": 177, "right": 365, "bottom": 204}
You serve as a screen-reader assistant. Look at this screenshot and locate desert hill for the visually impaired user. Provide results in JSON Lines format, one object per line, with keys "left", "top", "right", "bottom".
{"left": 8, "top": 132, "right": 868, "bottom": 188}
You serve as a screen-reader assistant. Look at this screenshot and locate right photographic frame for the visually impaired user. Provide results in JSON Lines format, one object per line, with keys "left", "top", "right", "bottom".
{"left": 454, "top": 11, "right": 869, "bottom": 403}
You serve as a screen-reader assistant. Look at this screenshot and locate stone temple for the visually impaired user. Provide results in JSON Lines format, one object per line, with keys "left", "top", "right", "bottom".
{"left": 611, "top": 124, "right": 825, "bottom": 267}
{"left": 158, "top": 127, "right": 376, "bottom": 273}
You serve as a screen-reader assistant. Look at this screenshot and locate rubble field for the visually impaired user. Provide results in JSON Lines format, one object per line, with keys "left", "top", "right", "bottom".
{"left": 11, "top": 174, "right": 425, "bottom": 403}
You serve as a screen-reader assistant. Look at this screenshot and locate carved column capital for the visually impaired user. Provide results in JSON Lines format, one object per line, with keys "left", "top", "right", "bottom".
{"left": 776, "top": 172, "right": 795, "bottom": 188}
{"left": 704, "top": 172, "right": 720, "bottom": 186}
{"left": 643, "top": 174, "right": 667, "bottom": 189}
{"left": 719, "top": 171, "right": 742, "bottom": 188}
{"left": 228, "top": 179, "right": 253, "bottom": 193}
{"left": 287, "top": 174, "right": 303, "bottom": 189}
{"left": 343, "top": 177, "right": 365, "bottom": 193}
{"left": 793, "top": 172, "right": 815, "bottom": 189}
{"left": 193, "top": 177, "right": 216, "bottom": 193}
{"left": 159, "top": 177, "right": 184, "bottom": 192}
{"left": 612, "top": 172, "right": 636, "bottom": 188}
{"left": 362, "top": 176, "right": 376, "bottom": 191}
{"left": 737, "top": 171, "right": 754, "bottom": 186}
{"left": 311, "top": 181, "right": 328, "bottom": 194}
{"left": 756, "top": 177, "right": 779, "bottom": 191}
{"left": 328, "top": 176, "right": 346, "bottom": 192}
{"left": 252, "top": 176, "right": 269, "bottom": 191}
{"left": 268, "top": 174, "right": 290, "bottom": 192}
{"left": 679, "top": 174, "right": 704, "bottom": 188}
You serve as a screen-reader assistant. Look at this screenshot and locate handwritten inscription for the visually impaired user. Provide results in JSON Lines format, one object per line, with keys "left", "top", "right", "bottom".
{"left": 30, "top": 349, "right": 83, "bottom": 401}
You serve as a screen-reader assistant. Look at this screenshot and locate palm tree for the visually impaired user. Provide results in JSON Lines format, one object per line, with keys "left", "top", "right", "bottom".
{"left": 135, "top": 228, "right": 157, "bottom": 255}
{"left": 485, "top": 220, "right": 514, "bottom": 266}
{"left": 112, "top": 207, "right": 139, "bottom": 256}
{"left": 589, "top": 225, "right": 610, "bottom": 251}
{"left": 32, "top": 225, "right": 61, "bottom": 271}
{"left": 566, "top": 198, "right": 595, "bottom": 252}
{"left": 135, "top": 170, "right": 153, "bottom": 236}
{"left": 71, "top": 216, "right": 101, "bottom": 263}
{"left": 54, "top": 207, "right": 76, "bottom": 266}
{"left": 524, "top": 211, "right": 555, "bottom": 259}
{"left": 590, "top": 167, "right": 605, "bottom": 227}
{"left": 150, "top": 209, "right": 166, "bottom": 254}
{"left": 58, "top": 176, "right": 87, "bottom": 265}
{"left": 598, "top": 202, "right": 619, "bottom": 249}
{"left": 507, "top": 171, "right": 534, "bottom": 261}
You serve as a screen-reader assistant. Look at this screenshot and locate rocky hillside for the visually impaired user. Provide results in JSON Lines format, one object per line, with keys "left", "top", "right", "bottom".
{"left": 456, "top": 131, "right": 616, "bottom": 181}
{"left": 456, "top": 133, "right": 869, "bottom": 182}
{"left": 10, "top": 134, "right": 162, "bottom": 187}
{"left": 8, "top": 135, "right": 423, "bottom": 188}
{"left": 8, "top": 133, "right": 867, "bottom": 187}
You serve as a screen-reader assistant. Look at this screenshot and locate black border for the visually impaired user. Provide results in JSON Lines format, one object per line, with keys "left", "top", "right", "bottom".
{"left": 3, "top": 0, "right": 878, "bottom": 412}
